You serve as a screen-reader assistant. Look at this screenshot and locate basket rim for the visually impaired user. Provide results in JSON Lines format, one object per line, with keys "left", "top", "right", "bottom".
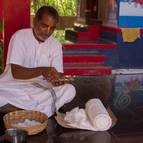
{"left": 3, "top": 110, "right": 48, "bottom": 135}
{"left": 3, "top": 109, "right": 48, "bottom": 118}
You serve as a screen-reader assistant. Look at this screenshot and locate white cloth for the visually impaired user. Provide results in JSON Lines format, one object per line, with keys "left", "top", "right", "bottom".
{"left": 64, "top": 107, "right": 96, "bottom": 130}
{"left": 0, "top": 28, "right": 76, "bottom": 117}
{"left": 64, "top": 98, "right": 112, "bottom": 131}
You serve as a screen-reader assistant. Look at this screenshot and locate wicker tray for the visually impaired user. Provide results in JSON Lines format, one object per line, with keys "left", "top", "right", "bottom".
{"left": 3, "top": 110, "right": 48, "bottom": 135}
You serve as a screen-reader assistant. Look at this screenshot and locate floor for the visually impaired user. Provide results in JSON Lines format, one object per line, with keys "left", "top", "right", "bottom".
{"left": 1, "top": 115, "right": 143, "bottom": 143}
{"left": 1, "top": 74, "right": 143, "bottom": 143}
{"left": 18, "top": 116, "right": 143, "bottom": 143}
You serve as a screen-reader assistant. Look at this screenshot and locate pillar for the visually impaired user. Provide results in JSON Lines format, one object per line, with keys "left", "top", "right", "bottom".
{"left": 2, "top": 0, "right": 30, "bottom": 64}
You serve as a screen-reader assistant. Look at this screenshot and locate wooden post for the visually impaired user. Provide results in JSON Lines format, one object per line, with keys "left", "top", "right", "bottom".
{"left": 86, "top": 0, "right": 98, "bottom": 20}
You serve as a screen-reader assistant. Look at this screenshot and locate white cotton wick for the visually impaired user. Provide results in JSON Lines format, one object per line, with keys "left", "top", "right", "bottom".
{"left": 16, "top": 119, "right": 41, "bottom": 128}
{"left": 64, "top": 107, "right": 87, "bottom": 124}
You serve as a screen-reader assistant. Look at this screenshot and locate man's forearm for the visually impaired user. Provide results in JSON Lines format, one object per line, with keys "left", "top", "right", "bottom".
{"left": 11, "top": 64, "right": 46, "bottom": 79}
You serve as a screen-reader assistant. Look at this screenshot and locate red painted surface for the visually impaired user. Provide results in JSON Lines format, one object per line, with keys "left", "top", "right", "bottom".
{"left": 140, "top": 29, "right": 143, "bottom": 34}
{"left": 0, "top": 0, "right": 3, "bottom": 41}
{"left": 64, "top": 67, "right": 112, "bottom": 75}
{"left": 88, "top": 25, "right": 101, "bottom": 39}
{"left": 63, "top": 55, "right": 108, "bottom": 74}
{"left": 101, "top": 26, "right": 122, "bottom": 34}
{"left": 0, "top": 0, "right": 2, "bottom": 18}
{"left": 64, "top": 62, "right": 104, "bottom": 68}
{"left": 63, "top": 55, "right": 105, "bottom": 63}
{"left": 3, "top": 0, "right": 30, "bottom": 64}
{"left": 77, "top": 25, "right": 101, "bottom": 41}
{"left": 64, "top": 43, "right": 117, "bottom": 49}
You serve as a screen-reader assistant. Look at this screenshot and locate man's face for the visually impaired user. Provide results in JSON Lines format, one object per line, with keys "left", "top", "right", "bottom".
{"left": 34, "top": 14, "right": 57, "bottom": 42}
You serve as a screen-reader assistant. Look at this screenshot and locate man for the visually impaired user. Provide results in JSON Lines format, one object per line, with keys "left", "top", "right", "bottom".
{"left": 0, "top": 6, "right": 76, "bottom": 117}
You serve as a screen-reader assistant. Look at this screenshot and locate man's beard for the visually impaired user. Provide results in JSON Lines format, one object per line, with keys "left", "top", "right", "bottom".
{"left": 33, "top": 29, "right": 50, "bottom": 42}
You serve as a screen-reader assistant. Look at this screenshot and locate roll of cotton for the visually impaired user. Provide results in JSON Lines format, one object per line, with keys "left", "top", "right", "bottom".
{"left": 85, "top": 98, "right": 112, "bottom": 131}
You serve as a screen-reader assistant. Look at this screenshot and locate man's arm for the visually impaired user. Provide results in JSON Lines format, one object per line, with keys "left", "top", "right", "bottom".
{"left": 11, "top": 64, "right": 60, "bottom": 80}
{"left": 11, "top": 64, "right": 73, "bottom": 86}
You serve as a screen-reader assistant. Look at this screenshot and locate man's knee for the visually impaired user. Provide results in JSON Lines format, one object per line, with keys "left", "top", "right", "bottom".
{"left": 65, "top": 84, "right": 76, "bottom": 100}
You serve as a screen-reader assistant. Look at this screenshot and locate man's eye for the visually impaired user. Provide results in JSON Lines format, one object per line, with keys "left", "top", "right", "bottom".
{"left": 41, "top": 24, "right": 47, "bottom": 28}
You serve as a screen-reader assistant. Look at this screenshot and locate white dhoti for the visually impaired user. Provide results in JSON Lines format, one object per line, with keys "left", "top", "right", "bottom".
{"left": 0, "top": 71, "right": 76, "bottom": 117}
{"left": 24, "top": 82, "right": 76, "bottom": 117}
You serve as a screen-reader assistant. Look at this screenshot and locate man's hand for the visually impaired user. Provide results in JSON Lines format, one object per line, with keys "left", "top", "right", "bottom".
{"left": 11, "top": 64, "right": 74, "bottom": 85}
{"left": 42, "top": 67, "right": 61, "bottom": 80}
{"left": 50, "top": 75, "right": 75, "bottom": 86}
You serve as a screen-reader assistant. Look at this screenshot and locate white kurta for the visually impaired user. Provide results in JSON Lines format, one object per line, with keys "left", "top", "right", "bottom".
{"left": 0, "top": 29, "right": 76, "bottom": 117}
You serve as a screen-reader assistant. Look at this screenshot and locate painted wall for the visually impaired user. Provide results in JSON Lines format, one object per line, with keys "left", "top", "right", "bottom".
{"left": 101, "top": 26, "right": 143, "bottom": 68}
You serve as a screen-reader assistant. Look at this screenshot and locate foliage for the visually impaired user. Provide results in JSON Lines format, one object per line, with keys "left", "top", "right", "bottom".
{"left": 0, "top": 19, "right": 3, "bottom": 32}
{"left": 53, "top": 30, "right": 65, "bottom": 43}
{"left": 31, "top": 0, "right": 78, "bottom": 16}
{"left": 53, "top": 30, "right": 72, "bottom": 43}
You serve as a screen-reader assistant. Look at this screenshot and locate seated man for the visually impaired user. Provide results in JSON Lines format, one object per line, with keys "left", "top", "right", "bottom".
{"left": 0, "top": 6, "right": 76, "bottom": 117}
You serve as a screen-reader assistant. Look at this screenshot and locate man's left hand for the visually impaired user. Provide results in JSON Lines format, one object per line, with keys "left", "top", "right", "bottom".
{"left": 50, "top": 75, "right": 75, "bottom": 86}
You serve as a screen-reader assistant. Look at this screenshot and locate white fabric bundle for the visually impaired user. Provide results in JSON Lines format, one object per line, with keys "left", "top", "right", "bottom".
{"left": 64, "top": 107, "right": 95, "bottom": 130}
{"left": 85, "top": 98, "right": 112, "bottom": 131}
{"left": 64, "top": 98, "right": 112, "bottom": 131}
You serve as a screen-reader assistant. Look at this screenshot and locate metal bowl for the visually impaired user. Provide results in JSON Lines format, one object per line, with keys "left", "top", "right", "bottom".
{"left": 5, "top": 128, "right": 28, "bottom": 143}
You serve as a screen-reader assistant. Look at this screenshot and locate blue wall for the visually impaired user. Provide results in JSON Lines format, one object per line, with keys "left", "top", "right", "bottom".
{"left": 101, "top": 29, "right": 143, "bottom": 68}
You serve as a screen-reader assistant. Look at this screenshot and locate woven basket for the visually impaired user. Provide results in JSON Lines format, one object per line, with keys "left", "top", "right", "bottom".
{"left": 3, "top": 110, "right": 48, "bottom": 135}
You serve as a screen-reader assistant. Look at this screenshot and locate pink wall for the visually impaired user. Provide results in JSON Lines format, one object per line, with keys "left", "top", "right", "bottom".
{"left": 3, "top": 0, "right": 30, "bottom": 64}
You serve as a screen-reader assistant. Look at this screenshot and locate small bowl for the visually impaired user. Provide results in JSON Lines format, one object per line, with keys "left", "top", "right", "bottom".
{"left": 5, "top": 128, "right": 28, "bottom": 143}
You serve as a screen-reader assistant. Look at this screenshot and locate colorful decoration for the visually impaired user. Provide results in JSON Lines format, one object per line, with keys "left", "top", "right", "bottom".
{"left": 128, "top": 0, "right": 143, "bottom": 6}
{"left": 113, "top": 74, "right": 143, "bottom": 111}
